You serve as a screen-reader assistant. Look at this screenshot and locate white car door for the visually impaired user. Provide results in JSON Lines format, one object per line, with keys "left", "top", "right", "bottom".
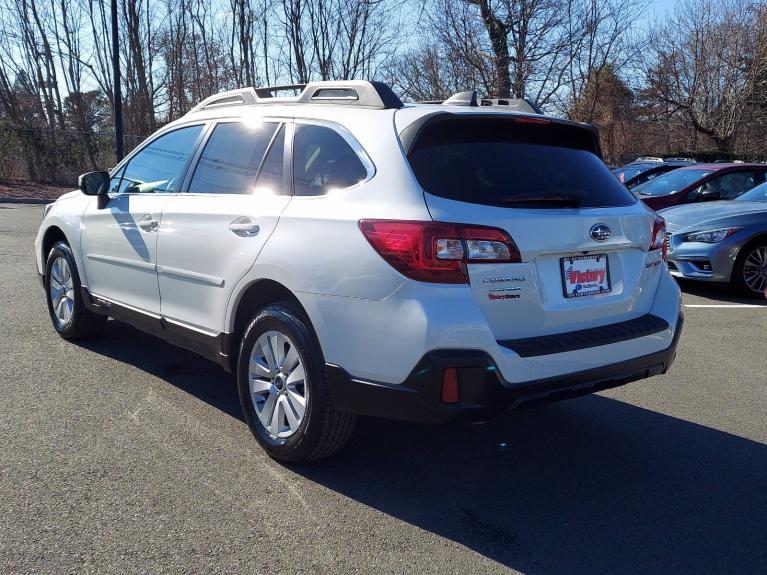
{"left": 80, "top": 124, "right": 205, "bottom": 314}
{"left": 156, "top": 119, "right": 291, "bottom": 335}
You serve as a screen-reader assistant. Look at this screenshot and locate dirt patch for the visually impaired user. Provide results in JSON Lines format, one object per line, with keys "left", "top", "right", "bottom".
{"left": 0, "top": 180, "right": 74, "bottom": 200}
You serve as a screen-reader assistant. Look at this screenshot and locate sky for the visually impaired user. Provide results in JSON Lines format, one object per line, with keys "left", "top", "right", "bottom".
{"left": 642, "top": 0, "right": 679, "bottom": 25}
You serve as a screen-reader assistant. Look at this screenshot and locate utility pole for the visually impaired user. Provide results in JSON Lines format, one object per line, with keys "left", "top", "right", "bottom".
{"left": 111, "top": 0, "right": 124, "bottom": 161}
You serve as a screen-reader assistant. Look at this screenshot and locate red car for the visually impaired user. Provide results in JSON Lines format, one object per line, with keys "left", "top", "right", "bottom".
{"left": 634, "top": 164, "right": 767, "bottom": 211}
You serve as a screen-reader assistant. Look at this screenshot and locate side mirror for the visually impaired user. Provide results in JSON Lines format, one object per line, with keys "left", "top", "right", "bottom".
{"left": 700, "top": 189, "right": 720, "bottom": 201}
{"left": 78, "top": 171, "right": 110, "bottom": 196}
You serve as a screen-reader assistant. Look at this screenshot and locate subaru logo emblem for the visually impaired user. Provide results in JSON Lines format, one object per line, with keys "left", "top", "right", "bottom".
{"left": 590, "top": 224, "right": 611, "bottom": 242}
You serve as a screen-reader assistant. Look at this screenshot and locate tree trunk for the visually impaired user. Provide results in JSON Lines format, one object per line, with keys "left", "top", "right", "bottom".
{"left": 470, "top": 0, "right": 511, "bottom": 97}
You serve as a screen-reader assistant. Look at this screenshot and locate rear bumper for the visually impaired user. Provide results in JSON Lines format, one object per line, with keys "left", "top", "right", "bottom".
{"left": 326, "top": 313, "right": 683, "bottom": 423}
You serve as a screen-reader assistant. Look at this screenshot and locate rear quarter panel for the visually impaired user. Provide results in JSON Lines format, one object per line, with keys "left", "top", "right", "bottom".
{"left": 224, "top": 111, "right": 433, "bottom": 332}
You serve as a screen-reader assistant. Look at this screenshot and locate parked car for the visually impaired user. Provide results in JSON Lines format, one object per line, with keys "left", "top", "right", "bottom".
{"left": 615, "top": 159, "right": 695, "bottom": 189}
{"left": 662, "top": 182, "right": 767, "bottom": 297}
{"left": 634, "top": 164, "right": 767, "bottom": 211}
{"left": 35, "top": 80, "right": 683, "bottom": 462}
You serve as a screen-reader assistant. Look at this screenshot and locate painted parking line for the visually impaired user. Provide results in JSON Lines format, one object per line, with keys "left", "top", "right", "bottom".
{"left": 683, "top": 304, "right": 767, "bottom": 308}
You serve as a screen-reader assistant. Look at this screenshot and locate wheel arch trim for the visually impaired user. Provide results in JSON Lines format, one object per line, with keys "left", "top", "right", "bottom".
{"left": 224, "top": 276, "right": 322, "bottom": 366}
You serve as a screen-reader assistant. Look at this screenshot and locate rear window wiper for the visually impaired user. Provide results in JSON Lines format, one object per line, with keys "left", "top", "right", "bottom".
{"left": 496, "top": 190, "right": 585, "bottom": 207}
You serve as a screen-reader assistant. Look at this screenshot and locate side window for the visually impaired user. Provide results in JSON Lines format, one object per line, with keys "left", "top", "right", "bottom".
{"left": 688, "top": 175, "right": 722, "bottom": 201}
{"left": 252, "top": 125, "right": 285, "bottom": 195}
{"left": 188, "top": 121, "right": 279, "bottom": 194}
{"left": 292, "top": 124, "right": 367, "bottom": 196}
{"left": 113, "top": 125, "right": 203, "bottom": 194}
{"left": 717, "top": 171, "right": 755, "bottom": 199}
{"left": 694, "top": 171, "right": 761, "bottom": 201}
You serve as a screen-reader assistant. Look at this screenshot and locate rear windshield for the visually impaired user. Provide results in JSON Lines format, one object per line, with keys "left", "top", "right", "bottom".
{"left": 633, "top": 168, "right": 713, "bottom": 197}
{"left": 406, "top": 117, "right": 636, "bottom": 208}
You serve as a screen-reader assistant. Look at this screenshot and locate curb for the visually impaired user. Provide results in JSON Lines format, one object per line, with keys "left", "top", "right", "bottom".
{"left": 0, "top": 197, "right": 56, "bottom": 205}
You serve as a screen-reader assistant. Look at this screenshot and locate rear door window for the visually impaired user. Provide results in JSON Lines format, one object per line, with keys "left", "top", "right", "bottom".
{"left": 189, "top": 121, "right": 279, "bottom": 194}
{"left": 292, "top": 124, "right": 368, "bottom": 196}
{"left": 406, "top": 117, "right": 636, "bottom": 208}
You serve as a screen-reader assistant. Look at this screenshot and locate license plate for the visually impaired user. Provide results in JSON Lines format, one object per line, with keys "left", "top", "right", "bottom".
{"left": 560, "top": 254, "right": 611, "bottom": 298}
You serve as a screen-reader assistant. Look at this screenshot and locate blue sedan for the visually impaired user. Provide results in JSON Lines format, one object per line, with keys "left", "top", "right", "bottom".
{"left": 661, "top": 182, "right": 767, "bottom": 297}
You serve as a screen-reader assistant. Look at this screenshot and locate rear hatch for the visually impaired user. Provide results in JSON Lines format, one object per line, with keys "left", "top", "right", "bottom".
{"left": 400, "top": 112, "right": 661, "bottom": 340}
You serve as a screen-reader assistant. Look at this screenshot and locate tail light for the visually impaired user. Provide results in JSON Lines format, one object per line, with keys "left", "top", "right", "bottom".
{"left": 358, "top": 220, "right": 521, "bottom": 284}
{"left": 650, "top": 216, "right": 667, "bottom": 261}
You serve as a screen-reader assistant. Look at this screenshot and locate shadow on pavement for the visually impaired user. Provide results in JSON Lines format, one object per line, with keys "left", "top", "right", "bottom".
{"left": 79, "top": 320, "right": 767, "bottom": 574}
{"left": 677, "top": 277, "right": 767, "bottom": 305}
{"left": 300, "top": 399, "right": 767, "bottom": 574}
{"left": 76, "top": 320, "right": 243, "bottom": 421}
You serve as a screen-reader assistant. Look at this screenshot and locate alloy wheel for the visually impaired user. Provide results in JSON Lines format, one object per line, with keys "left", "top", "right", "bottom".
{"left": 248, "top": 331, "right": 307, "bottom": 439}
{"left": 49, "top": 256, "right": 75, "bottom": 327}
{"left": 742, "top": 246, "right": 767, "bottom": 294}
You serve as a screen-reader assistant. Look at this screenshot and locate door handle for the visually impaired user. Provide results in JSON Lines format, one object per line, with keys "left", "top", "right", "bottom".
{"left": 229, "top": 217, "right": 260, "bottom": 237}
{"left": 137, "top": 214, "right": 159, "bottom": 232}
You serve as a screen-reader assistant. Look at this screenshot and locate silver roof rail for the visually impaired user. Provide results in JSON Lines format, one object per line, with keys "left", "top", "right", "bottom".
{"left": 413, "top": 90, "right": 543, "bottom": 114}
{"left": 189, "top": 80, "right": 403, "bottom": 112}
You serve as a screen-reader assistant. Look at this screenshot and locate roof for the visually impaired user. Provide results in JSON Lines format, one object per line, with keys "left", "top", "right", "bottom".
{"left": 168, "top": 81, "right": 602, "bottom": 156}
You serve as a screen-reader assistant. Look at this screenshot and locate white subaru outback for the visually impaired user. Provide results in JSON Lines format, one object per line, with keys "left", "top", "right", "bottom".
{"left": 35, "top": 81, "right": 683, "bottom": 462}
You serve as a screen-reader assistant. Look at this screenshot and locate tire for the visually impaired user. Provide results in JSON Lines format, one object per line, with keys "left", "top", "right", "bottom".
{"left": 731, "top": 241, "right": 767, "bottom": 298}
{"left": 44, "top": 241, "right": 107, "bottom": 339}
{"left": 236, "top": 302, "right": 355, "bottom": 462}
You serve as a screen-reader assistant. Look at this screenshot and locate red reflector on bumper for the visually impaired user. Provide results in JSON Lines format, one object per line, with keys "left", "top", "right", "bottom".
{"left": 441, "top": 368, "right": 460, "bottom": 403}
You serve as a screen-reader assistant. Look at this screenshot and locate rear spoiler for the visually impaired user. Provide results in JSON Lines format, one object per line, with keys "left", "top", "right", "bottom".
{"left": 398, "top": 111, "right": 603, "bottom": 159}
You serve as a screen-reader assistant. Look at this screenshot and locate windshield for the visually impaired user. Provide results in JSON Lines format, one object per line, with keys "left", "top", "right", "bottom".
{"left": 633, "top": 168, "right": 713, "bottom": 197}
{"left": 735, "top": 182, "right": 767, "bottom": 202}
{"left": 407, "top": 117, "right": 637, "bottom": 208}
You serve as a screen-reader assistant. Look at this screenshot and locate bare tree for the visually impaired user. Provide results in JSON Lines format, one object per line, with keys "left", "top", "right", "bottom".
{"left": 282, "top": 0, "right": 310, "bottom": 83}
{"left": 121, "top": 0, "right": 159, "bottom": 136}
{"left": 645, "top": 0, "right": 767, "bottom": 152}
{"left": 52, "top": 0, "right": 101, "bottom": 168}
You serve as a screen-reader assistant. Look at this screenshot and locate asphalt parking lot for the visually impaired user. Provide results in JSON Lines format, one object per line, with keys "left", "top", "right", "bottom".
{"left": 1, "top": 203, "right": 766, "bottom": 575}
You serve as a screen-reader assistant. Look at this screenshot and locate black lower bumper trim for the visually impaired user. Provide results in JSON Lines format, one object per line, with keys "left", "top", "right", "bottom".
{"left": 498, "top": 313, "right": 669, "bottom": 357}
{"left": 326, "top": 313, "right": 683, "bottom": 423}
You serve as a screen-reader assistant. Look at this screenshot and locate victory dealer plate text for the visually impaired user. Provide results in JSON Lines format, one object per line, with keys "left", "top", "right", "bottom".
{"left": 560, "top": 254, "right": 611, "bottom": 298}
